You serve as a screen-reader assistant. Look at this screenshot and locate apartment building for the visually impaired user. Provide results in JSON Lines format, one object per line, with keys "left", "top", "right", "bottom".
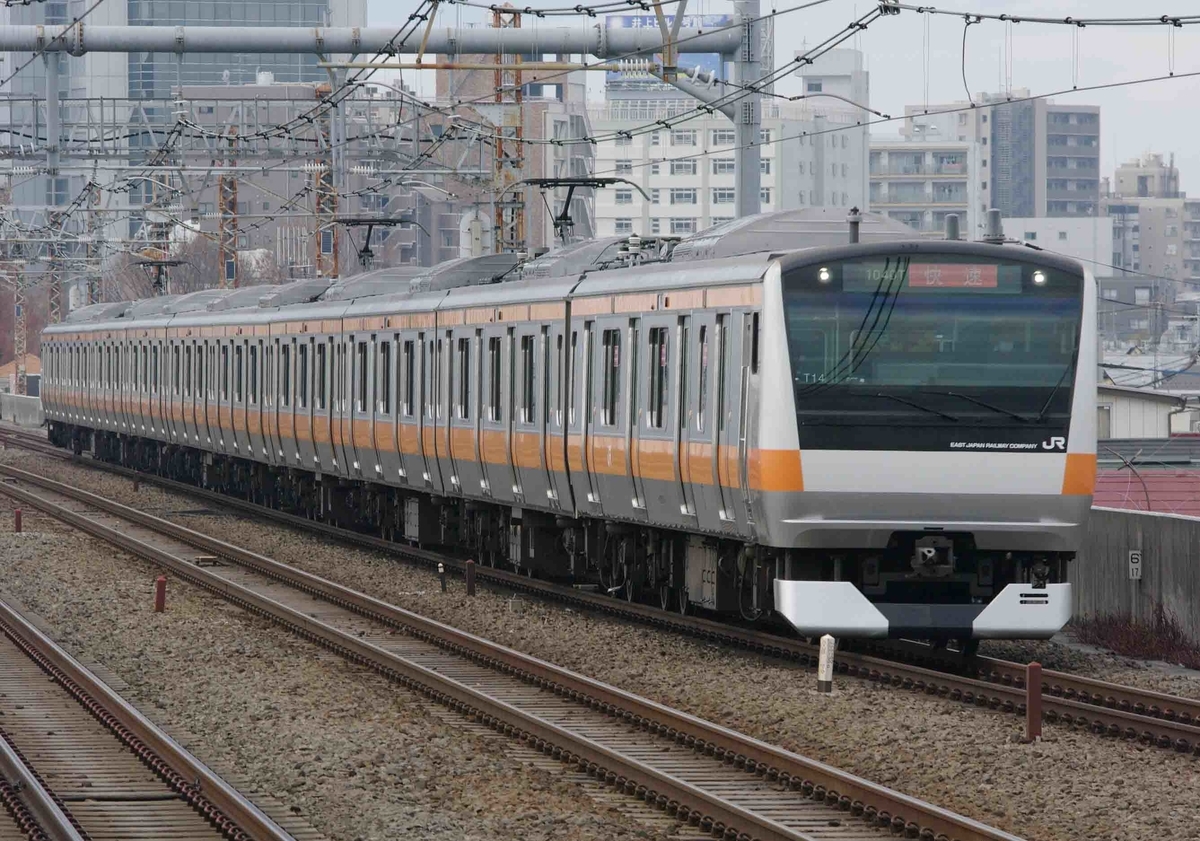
{"left": 1113, "top": 153, "right": 1181, "bottom": 199}
{"left": 591, "top": 48, "right": 870, "bottom": 239}
{"left": 868, "top": 138, "right": 984, "bottom": 236}
{"left": 901, "top": 89, "right": 1100, "bottom": 219}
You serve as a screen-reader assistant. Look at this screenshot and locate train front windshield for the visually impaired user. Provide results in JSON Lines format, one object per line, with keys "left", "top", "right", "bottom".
{"left": 782, "top": 254, "right": 1084, "bottom": 452}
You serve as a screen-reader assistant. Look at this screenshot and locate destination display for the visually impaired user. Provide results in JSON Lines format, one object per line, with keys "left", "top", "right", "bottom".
{"left": 840, "top": 261, "right": 1024, "bottom": 294}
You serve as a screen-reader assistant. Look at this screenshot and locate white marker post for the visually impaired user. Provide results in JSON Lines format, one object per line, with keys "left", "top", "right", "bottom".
{"left": 817, "top": 634, "right": 836, "bottom": 693}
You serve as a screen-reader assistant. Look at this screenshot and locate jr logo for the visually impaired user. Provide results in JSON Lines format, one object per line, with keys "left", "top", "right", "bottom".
{"left": 1042, "top": 437, "right": 1066, "bottom": 451}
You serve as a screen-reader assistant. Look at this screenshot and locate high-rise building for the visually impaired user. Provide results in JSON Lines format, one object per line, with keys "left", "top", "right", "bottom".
{"left": 591, "top": 47, "right": 869, "bottom": 239}
{"left": 902, "top": 89, "right": 1100, "bottom": 219}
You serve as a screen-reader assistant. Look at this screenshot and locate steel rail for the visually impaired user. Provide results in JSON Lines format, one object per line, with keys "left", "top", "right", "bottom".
{"left": 0, "top": 463, "right": 1023, "bottom": 841}
{"left": 5, "top": 426, "right": 1200, "bottom": 754}
{"left": 0, "top": 590, "right": 297, "bottom": 841}
{"left": 0, "top": 729, "right": 83, "bottom": 841}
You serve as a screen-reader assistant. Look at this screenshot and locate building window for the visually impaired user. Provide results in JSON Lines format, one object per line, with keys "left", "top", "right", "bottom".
{"left": 760, "top": 158, "right": 772, "bottom": 175}
{"left": 650, "top": 131, "right": 661, "bottom": 146}
{"left": 670, "top": 218, "right": 696, "bottom": 235}
{"left": 671, "top": 159, "right": 697, "bottom": 176}
{"left": 614, "top": 218, "right": 633, "bottom": 234}
{"left": 711, "top": 188, "right": 736, "bottom": 204}
{"left": 1024, "top": 232, "right": 1037, "bottom": 241}
{"left": 615, "top": 135, "right": 633, "bottom": 147}
{"left": 650, "top": 218, "right": 661, "bottom": 234}
{"left": 710, "top": 129, "right": 735, "bottom": 145}
{"left": 759, "top": 128, "right": 772, "bottom": 144}
{"left": 1102, "top": 288, "right": 1119, "bottom": 300}
{"left": 650, "top": 162, "right": 660, "bottom": 175}
{"left": 806, "top": 80, "right": 822, "bottom": 92}
{"left": 712, "top": 158, "right": 735, "bottom": 175}
{"left": 798, "top": 162, "right": 805, "bottom": 174}
{"left": 615, "top": 189, "right": 634, "bottom": 205}
{"left": 711, "top": 216, "right": 734, "bottom": 226}
{"left": 760, "top": 187, "right": 772, "bottom": 204}
{"left": 670, "top": 188, "right": 697, "bottom": 205}
{"left": 615, "top": 160, "right": 633, "bottom": 174}
{"left": 670, "top": 129, "right": 696, "bottom": 146}
{"left": 1134, "top": 287, "right": 1151, "bottom": 305}
{"left": 651, "top": 189, "right": 660, "bottom": 204}
{"left": 1058, "top": 231, "right": 1068, "bottom": 241}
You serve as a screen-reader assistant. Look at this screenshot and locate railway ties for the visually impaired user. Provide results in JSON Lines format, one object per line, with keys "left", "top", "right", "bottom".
{"left": 0, "top": 598, "right": 306, "bottom": 841}
{"left": 0, "top": 463, "right": 1020, "bottom": 841}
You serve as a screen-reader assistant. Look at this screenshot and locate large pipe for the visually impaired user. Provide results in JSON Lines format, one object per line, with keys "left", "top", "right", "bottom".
{"left": 0, "top": 24, "right": 742, "bottom": 56}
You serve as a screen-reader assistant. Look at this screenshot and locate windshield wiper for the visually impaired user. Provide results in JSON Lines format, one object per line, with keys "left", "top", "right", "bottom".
{"left": 870, "top": 393, "right": 959, "bottom": 422}
{"left": 1034, "top": 364, "right": 1074, "bottom": 423}
{"left": 921, "top": 390, "right": 1033, "bottom": 423}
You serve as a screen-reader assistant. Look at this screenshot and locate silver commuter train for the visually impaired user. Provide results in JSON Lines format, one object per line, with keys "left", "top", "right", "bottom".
{"left": 39, "top": 209, "right": 1096, "bottom": 642}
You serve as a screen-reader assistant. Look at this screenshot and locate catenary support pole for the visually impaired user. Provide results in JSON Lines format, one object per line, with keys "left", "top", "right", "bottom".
{"left": 732, "top": 0, "right": 762, "bottom": 220}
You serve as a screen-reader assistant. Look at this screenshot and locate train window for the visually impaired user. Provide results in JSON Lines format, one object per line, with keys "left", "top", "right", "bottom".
{"left": 456, "top": 338, "right": 470, "bottom": 420}
{"left": 648, "top": 327, "right": 669, "bottom": 429}
{"left": 520, "top": 334, "right": 535, "bottom": 423}
{"left": 555, "top": 334, "right": 564, "bottom": 427}
{"left": 426, "top": 340, "right": 436, "bottom": 418}
{"left": 487, "top": 337, "right": 502, "bottom": 422}
{"left": 266, "top": 345, "right": 274, "bottom": 407}
{"left": 298, "top": 342, "right": 309, "bottom": 409}
{"left": 250, "top": 343, "right": 259, "bottom": 404}
{"left": 568, "top": 332, "right": 578, "bottom": 426}
{"left": 697, "top": 326, "right": 709, "bottom": 433}
{"left": 679, "top": 325, "right": 689, "bottom": 431}
{"left": 152, "top": 345, "right": 160, "bottom": 393}
{"left": 379, "top": 341, "right": 391, "bottom": 414}
{"left": 281, "top": 343, "right": 291, "bottom": 407}
{"left": 601, "top": 329, "right": 620, "bottom": 426}
{"left": 316, "top": 341, "right": 327, "bottom": 410}
{"left": 356, "top": 341, "right": 368, "bottom": 412}
{"left": 716, "top": 316, "right": 728, "bottom": 433}
{"left": 235, "top": 345, "right": 244, "bottom": 402}
{"left": 185, "top": 345, "right": 192, "bottom": 397}
{"left": 173, "top": 345, "right": 180, "bottom": 395}
{"left": 750, "top": 312, "right": 760, "bottom": 374}
{"left": 221, "top": 344, "right": 229, "bottom": 400}
{"left": 403, "top": 340, "right": 415, "bottom": 417}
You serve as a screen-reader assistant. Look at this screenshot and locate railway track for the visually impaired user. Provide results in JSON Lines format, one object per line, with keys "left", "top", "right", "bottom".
{"left": 4, "top": 424, "right": 1200, "bottom": 756}
{"left": 0, "top": 461, "right": 1024, "bottom": 841}
{"left": 0, "top": 592, "right": 305, "bottom": 840}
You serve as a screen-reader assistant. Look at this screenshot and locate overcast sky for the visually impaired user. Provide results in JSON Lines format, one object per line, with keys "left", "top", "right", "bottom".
{"left": 373, "top": 0, "right": 1200, "bottom": 193}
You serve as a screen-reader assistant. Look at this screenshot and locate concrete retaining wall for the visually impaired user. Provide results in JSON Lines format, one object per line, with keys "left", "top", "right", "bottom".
{"left": 1073, "top": 507, "right": 1200, "bottom": 641}
{"left": 0, "top": 394, "right": 44, "bottom": 427}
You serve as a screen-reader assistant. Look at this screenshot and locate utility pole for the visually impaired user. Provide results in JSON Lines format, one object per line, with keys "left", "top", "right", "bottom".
{"left": 493, "top": 7, "right": 525, "bottom": 254}
{"left": 217, "top": 126, "right": 239, "bottom": 288}
{"left": 11, "top": 266, "right": 26, "bottom": 396}
{"left": 733, "top": 0, "right": 763, "bottom": 220}
{"left": 313, "top": 84, "right": 339, "bottom": 279}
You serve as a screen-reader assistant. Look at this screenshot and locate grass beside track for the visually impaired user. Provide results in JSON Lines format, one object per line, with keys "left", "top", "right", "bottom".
{"left": 1072, "top": 604, "right": 1200, "bottom": 670}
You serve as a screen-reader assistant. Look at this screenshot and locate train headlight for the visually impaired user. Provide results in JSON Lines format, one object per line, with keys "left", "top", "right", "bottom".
{"left": 818, "top": 267, "right": 831, "bottom": 283}
{"left": 1032, "top": 270, "right": 1047, "bottom": 285}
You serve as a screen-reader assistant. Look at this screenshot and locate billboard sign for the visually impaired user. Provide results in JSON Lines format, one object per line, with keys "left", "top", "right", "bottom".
{"left": 604, "top": 15, "right": 730, "bottom": 86}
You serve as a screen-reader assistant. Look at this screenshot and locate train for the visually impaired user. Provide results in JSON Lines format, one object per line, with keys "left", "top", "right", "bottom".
{"left": 38, "top": 208, "right": 1096, "bottom": 645}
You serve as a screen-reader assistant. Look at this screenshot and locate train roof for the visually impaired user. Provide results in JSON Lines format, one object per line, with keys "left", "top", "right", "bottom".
{"left": 669, "top": 208, "right": 918, "bottom": 263}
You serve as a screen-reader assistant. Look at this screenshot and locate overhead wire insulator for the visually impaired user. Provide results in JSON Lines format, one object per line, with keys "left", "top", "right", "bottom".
{"left": 615, "top": 59, "right": 654, "bottom": 78}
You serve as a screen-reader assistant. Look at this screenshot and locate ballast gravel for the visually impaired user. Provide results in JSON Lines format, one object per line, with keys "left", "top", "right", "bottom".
{"left": 6, "top": 449, "right": 1200, "bottom": 840}
{"left": 0, "top": 465, "right": 670, "bottom": 841}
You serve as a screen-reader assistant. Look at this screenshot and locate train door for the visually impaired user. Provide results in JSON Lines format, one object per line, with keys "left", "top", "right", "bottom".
{"left": 433, "top": 329, "right": 456, "bottom": 494}
{"left": 713, "top": 311, "right": 753, "bottom": 535}
{"left": 545, "top": 322, "right": 572, "bottom": 511}
{"left": 247, "top": 339, "right": 264, "bottom": 460}
{"left": 420, "top": 332, "right": 445, "bottom": 492}
{"left": 312, "top": 335, "right": 333, "bottom": 470}
{"left": 374, "top": 334, "right": 402, "bottom": 483}
{"left": 512, "top": 324, "right": 552, "bottom": 506}
{"left": 571, "top": 321, "right": 601, "bottom": 514}
{"left": 635, "top": 313, "right": 685, "bottom": 528}
{"left": 397, "top": 333, "right": 424, "bottom": 487}
{"left": 478, "top": 326, "right": 515, "bottom": 504}
{"left": 346, "top": 334, "right": 367, "bottom": 478}
{"left": 331, "top": 336, "right": 350, "bottom": 475}
{"left": 588, "top": 317, "right": 638, "bottom": 521}
{"left": 263, "top": 337, "right": 280, "bottom": 466}
{"left": 447, "top": 328, "right": 481, "bottom": 498}
{"left": 279, "top": 337, "right": 298, "bottom": 468}
{"left": 231, "top": 339, "right": 248, "bottom": 457}
{"left": 295, "top": 337, "right": 315, "bottom": 469}
{"left": 681, "top": 314, "right": 724, "bottom": 531}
